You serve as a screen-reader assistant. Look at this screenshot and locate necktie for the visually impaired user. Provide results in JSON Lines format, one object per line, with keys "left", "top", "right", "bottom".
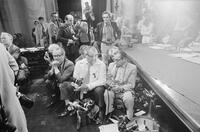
{"left": 84, "top": 64, "right": 90, "bottom": 84}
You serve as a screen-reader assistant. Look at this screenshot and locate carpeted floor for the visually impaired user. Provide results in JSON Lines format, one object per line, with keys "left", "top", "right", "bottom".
{"left": 24, "top": 78, "right": 100, "bottom": 132}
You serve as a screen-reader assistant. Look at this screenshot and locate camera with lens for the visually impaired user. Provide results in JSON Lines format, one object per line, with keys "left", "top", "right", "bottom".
{"left": 70, "top": 77, "right": 83, "bottom": 86}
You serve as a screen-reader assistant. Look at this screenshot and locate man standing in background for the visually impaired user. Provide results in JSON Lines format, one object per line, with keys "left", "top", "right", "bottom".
{"left": 96, "top": 11, "right": 121, "bottom": 65}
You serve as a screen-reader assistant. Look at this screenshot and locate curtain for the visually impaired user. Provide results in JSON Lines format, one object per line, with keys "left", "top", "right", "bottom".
{"left": 0, "top": 0, "right": 57, "bottom": 47}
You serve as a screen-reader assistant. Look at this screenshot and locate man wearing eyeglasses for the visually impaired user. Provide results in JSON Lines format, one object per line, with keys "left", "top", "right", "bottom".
{"left": 96, "top": 11, "right": 121, "bottom": 65}
{"left": 46, "top": 47, "right": 75, "bottom": 117}
{"left": 57, "top": 14, "right": 79, "bottom": 63}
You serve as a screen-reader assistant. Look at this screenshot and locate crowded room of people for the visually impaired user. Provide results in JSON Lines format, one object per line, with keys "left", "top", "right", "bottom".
{"left": 0, "top": 0, "right": 200, "bottom": 132}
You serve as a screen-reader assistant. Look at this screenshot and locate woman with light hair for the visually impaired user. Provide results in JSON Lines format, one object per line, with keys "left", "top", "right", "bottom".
{"left": 104, "top": 46, "right": 137, "bottom": 121}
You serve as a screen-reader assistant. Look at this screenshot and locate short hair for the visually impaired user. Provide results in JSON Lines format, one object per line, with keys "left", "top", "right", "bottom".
{"left": 102, "top": 11, "right": 111, "bottom": 18}
{"left": 108, "top": 46, "right": 127, "bottom": 59}
{"left": 79, "top": 45, "right": 89, "bottom": 55}
{"left": 34, "top": 20, "right": 39, "bottom": 25}
{"left": 65, "top": 14, "right": 74, "bottom": 20}
{"left": 1, "top": 32, "right": 13, "bottom": 41}
{"left": 87, "top": 46, "right": 98, "bottom": 56}
{"left": 48, "top": 44, "right": 60, "bottom": 53}
{"left": 38, "top": 17, "right": 44, "bottom": 21}
{"left": 51, "top": 12, "right": 58, "bottom": 17}
{"left": 52, "top": 47, "right": 65, "bottom": 56}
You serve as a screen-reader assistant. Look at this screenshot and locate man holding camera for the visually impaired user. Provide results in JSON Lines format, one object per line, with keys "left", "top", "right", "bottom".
{"left": 73, "top": 46, "right": 106, "bottom": 123}
{"left": 45, "top": 47, "right": 75, "bottom": 117}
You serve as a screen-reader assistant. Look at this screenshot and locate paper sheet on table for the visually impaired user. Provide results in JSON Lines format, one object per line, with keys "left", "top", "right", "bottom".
{"left": 99, "top": 124, "right": 119, "bottom": 132}
{"left": 149, "top": 46, "right": 165, "bottom": 49}
{"left": 149, "top": 44, "right": 172, "bottom": 50}
{"left": 169, "top": 53, "right": 200, "bottom": 58}
{"left": 182, "top": 56, "right": 200, "bottom": 65}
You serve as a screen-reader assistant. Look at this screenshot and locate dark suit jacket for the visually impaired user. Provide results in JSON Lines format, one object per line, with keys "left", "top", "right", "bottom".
{"left": 57, "top": 25, "right": 74, "bottom": 45}
{"left": 96, "top": 21, "right": 121, "bottom": 42}
{"left": 54, "top": 58, "right": 74, "bottom": 83}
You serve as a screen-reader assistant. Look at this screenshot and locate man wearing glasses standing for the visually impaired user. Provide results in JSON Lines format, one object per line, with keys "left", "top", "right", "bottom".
{"left": 57, "top": 14, "right": 79, "bottom": 63}
{"left": 96, "top": 11, "right": 121, "bottom": 65}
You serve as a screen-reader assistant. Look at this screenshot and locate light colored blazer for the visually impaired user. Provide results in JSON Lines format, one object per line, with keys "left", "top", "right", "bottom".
{"left": 107, "top": 61, "right": 137, "bottom": 91}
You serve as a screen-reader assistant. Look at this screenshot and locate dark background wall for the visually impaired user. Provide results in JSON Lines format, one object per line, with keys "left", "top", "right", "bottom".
{"left": 57, "top": 0, "right": 106, "bottom": 27}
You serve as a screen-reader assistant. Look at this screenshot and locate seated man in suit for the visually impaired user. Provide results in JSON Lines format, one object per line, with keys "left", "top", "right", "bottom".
{"left": 73, "top": 46, "right": 106, "bottom": 122}
{"left": 45, "top": 47, "right": 74, "bottom": 116}
{"left": 104, "top": 46, "right": 137, "bottom": 121}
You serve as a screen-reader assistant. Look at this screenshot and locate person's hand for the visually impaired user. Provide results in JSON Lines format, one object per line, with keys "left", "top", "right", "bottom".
{"left": 20, "top": 63, "right": 26, "bottom": 69}
{"left": 44, "top": 52, "right": 50, "bottom": 62}
{"left": 113, "top": 39, "right": 120, "bottom": 46}
{"left": 77, "top": 84, "right": 89, "bottom": 92}
{"left": 68, "top": 39, "right": 74, "bottom": 44}
{"left": 51, "top": 60, "right": 59, "bottom": 67}
{"left": 48, "top": 68, "right": 54, "bottom": 76}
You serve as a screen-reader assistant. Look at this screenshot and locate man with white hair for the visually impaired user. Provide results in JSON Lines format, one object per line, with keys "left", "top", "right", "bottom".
{"left": 73, "top": 46, "right": 106, "bottom": 122}
{"left": 1, "top": 32, "right": 18, "bottom": 54}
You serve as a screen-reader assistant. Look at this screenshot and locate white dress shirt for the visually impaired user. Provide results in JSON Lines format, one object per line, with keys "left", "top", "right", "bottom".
{"left": 73, "top": 58, "right": 106, "bottom": 90}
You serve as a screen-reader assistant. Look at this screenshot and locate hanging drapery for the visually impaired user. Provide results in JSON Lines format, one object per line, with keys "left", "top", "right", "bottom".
{"left": 0, "top": 0, "right": 57, "bottom": 47}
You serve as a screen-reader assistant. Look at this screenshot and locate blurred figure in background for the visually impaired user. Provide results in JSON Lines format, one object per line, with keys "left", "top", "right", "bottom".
{"left": 35, "top": 17, "right": 49, "bottom": 48}
{"left": 0, "top": 32, "right": 19, "bottom": 76}
{"left": 77, "top": 21, "right": 90, "bottom": 46}
{"left": 48, "top": 12, "right": 60, "bottom": 44}
{"left": 0, "top": 44, "right": 28, "bottom": 132}
{"left": 96, "top": 11, "right": 121, "bottom": 65}
{"left": 83, "top": 1, "right": 95, "bottom": 29}
{"left": 32, "top": 20, "right": 39, "bottom": 45}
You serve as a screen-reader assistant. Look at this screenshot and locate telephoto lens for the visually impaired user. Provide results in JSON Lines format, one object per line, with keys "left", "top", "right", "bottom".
{"left": 70, "top": 77, "right": 83, "bottom": 86}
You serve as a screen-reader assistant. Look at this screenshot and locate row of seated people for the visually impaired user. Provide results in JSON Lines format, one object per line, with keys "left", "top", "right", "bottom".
{"left": 43, "top": 43, "right": 137, "bottom": 124}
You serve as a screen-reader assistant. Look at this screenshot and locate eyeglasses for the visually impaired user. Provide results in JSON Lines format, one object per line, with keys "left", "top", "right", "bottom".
{"left": 103, "top": 17, "right": 109, "bottom": 19}
{"left": 53, "top": 54, "right": 63, "bottom": 58}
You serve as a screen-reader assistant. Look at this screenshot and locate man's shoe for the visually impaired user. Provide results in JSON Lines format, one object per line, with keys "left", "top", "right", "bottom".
{"left": 58, "top": 109, "right": 70, "bottom": 117}
{"left": 58, "top": 104, "right": 73, "bottom": 118}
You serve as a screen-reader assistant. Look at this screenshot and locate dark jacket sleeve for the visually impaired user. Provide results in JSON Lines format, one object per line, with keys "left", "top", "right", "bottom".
{"left": 95, "top": 23, "right": 102, "bottom": 42}
{"left": 55, "top": 62, "right": 74, "bottom": 83}
{"left": 57, "top": 26, "right": 69, "bottom": 44}
{"left": 112, "top": 22, "right": 121, "bottom": 40}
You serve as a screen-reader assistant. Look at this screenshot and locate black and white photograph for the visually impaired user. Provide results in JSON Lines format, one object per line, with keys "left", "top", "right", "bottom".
{"left": 0, "top": 0, "right": 200, "bottom": 132}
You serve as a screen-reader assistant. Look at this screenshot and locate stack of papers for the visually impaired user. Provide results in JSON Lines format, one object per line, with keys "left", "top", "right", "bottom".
{"left": 169, "top": 53, "right": 200, "bottom": 65}
{"left": 149, "top": 44, "right": 172, "bottom": 50}
{"left": 99, "top": 124, "right": 119, "bottom": 132}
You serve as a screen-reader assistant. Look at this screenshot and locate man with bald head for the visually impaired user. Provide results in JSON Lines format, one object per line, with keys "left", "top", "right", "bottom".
{"left": 57, "top": 14, "right": 79, "bottom": 63}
